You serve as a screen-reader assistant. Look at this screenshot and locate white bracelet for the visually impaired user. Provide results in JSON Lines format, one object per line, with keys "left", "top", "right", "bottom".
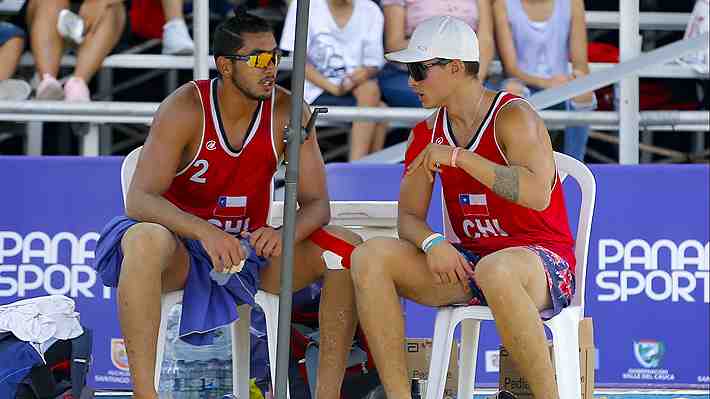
{"left": 421, "top": 233, "right": 444, "bottom": 252}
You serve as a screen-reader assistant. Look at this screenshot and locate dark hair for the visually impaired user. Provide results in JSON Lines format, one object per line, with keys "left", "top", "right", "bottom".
{"left": 213, "top": 7, "right": 273, "bottom": 57}
{"left": 464, "top": 61, "right": 480, "bottom": 78}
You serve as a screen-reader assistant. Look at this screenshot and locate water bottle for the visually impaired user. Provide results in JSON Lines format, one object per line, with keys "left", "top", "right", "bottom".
{"left": 210, "top": 240, "right": 251, "bottom": 286}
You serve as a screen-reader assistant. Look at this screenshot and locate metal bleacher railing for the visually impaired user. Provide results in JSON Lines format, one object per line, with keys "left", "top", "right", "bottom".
{"left": 1, "top": 4, "right": 708, "bottom": 162}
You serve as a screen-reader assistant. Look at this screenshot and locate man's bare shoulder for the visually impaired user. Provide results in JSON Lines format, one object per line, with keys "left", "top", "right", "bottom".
{"left": 150, "top": 82, "right": 202, "bottom": 144}
{"left": 496, "top": 99, "right": 541, "bottom": 136}
{"left": 425, "top": 112, "right": 437, "bottom": 130}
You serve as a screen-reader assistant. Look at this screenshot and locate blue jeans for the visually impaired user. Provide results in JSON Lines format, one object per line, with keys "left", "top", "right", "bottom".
{"left": 377, "top": 63, "right": 422, "bottom": 108}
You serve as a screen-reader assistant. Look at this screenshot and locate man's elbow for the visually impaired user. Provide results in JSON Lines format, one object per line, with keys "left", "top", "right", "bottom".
{"left": 529, "top": 192, "right": 551, "bottom": 212}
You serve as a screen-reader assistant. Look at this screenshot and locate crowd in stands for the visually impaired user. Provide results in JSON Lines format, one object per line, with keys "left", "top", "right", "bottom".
{"left": 0, "top": 0, "right": 705, "bottom": 161}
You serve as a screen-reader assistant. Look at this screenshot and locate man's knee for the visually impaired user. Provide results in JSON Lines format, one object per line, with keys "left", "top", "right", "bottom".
{"left": 120, "top": 223, "right": 177, "bottom": 266}
{"left": 350, "top": 237, "right": 393, "bottom": 287}
{"left": 474, "top": 254, "right": 515, "bottom": 291}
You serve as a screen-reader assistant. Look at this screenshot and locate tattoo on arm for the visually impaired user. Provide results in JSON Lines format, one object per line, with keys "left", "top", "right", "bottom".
{"left": 492, "top": 166, "right": 519, "bottom": 203}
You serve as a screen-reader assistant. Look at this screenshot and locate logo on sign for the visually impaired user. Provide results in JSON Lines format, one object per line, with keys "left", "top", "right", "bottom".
{"left": 634, "top": 340, "right": 665, "bottom": 368}
{"left": 111, "top": 338, "right": 130, "bottom": 371}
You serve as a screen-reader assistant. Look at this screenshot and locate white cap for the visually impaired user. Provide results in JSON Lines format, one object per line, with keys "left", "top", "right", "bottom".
{"left": 385, "top": 16, "right": 479, "bottom": 64}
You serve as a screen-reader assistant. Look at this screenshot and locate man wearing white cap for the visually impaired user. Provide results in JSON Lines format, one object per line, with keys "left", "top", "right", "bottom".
{"left": 350, "top": 16, "right": 576, "bottom": 399}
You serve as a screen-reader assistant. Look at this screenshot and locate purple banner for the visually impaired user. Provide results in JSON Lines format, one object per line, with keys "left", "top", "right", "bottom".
{"left": 0, "top": 157, "right": 707, "bottom": 390}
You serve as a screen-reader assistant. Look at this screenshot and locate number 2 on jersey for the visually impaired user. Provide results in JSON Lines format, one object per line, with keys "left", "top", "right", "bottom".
{"left": 190, "top": 159, "right": 209, "bottom": 183}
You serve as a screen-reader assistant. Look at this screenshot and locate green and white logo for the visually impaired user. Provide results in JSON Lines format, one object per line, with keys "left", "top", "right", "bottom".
{"left": 634, "top": 340, "right": 665, "bottom": 368}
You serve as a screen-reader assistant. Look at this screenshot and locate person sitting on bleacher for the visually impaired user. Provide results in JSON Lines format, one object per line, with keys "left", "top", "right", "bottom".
{"left": 378, "top": 0, "right": 495, "bottom": 108}
{"left": 493, "top": 0, "right": 597, "bottom": 161}
{"left": 0, "top": 21, "right": 30, "bottom": 100}
{"left": 280, "top": 0, "right": 389, "bottom": 161}
{"left": 17, "top": 0, "right": 126, "bottom": 101}
{"left": 160, "top": 0, "right": 194, "bottom": 55}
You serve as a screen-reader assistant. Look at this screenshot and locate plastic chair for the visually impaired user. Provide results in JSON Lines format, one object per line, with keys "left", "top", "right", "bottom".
{"left": 424, "top": 152, "right": 596, "bottom": 399}
{"left": 121, "top": 147, "right": 280, "bottom": 399}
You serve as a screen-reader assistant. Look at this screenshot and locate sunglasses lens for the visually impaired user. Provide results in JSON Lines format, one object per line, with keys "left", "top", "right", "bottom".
{"left": 408, "top": 63, "right": 426, "bottom": 81}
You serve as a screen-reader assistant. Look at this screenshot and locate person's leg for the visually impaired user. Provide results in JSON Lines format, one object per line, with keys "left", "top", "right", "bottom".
{"left": 70, "top": 3, "right": 126, "bottom": 98}
{"left": 350, "top": 238, "right": 473, "bottom": 399}
{"left": 26, "top": 0, "right": 67, "bottom": 99}
{"left": 563, "top": 124, "right": 589, "bottom": 161}
{"left": 370, "top": 101, "right": 389, "bottom": 153}
{"left": 350, "top": 80, "right": 382, "bottom": 160}
{"left": 117, "top": 223, "right": 191, "bottom": 399}
{"left": 0, "top": 34, "right": 24, "bottom": 80}
{"left": 259, "top": 226, "right": 362, "bottom": 399}
{"left": 377, "top": 63, "right": 421, "bottom": 108}
{"left": 161, "top": 0, "right": 194, "bottom": 55}
{"left": 473, "top": 247, "right": 558, "bottom": 399}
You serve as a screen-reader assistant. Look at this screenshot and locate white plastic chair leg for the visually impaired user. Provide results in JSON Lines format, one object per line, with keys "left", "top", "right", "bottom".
{"left": 425, "top": 308, "right": 455, "bottom": 399}
{"left": 233, "top": 304, "right": 252, "bottom": 399}
{"left": 546, "top": 314, "right": 582, "bottom": 399}
{"left": 154, "top": 291, "right": 182, "bottom": 392}
{"left": 458, "top": 319, "right": 481, "bottom": 399}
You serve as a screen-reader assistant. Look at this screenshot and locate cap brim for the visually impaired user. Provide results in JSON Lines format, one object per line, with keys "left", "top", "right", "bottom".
{"left": 384, "top": 48, "right": 431, "bottom": 63}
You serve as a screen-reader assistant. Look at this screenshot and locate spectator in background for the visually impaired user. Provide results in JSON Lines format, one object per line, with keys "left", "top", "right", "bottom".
{"left": 21, "top": 0, "right": 126, "bottom": 101}
{"left": 493, "top": 0, "right": 597, "bottom": 161}
{"left": 281, "top": 0, "right": 388, "bottom": 161}
{"left": 0, "top": 21, "right": 31, "bottom": 100}
{"left": 378, "top": 0, "right": 494, "bottom": 107}
{"left": 161, "top": 0, "right": 194, "bottom": 55}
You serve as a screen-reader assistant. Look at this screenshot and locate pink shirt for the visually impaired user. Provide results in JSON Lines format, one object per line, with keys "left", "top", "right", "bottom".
{"left": 381, "top": 0, "right": 480, "bottom": 36}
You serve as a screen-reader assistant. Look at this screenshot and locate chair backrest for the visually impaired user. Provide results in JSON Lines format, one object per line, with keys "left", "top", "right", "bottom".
{"left": 554, "top": 152, "right": 596, "bottom": 313}
{"left": 121, "top": 146, "right": 142, "bottom": 206}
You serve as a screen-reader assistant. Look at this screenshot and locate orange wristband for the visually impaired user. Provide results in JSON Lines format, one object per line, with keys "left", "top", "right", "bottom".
{"left": 451, "top": 147, "right": 461, "bottom": 168}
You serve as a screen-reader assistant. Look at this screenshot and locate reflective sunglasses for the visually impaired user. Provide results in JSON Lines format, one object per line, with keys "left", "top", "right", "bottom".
{"left": 221, "top": 50, "right": 282, "bottom": 68}
{"left": 407, "top": 59, "right": 452, "bottom": 82}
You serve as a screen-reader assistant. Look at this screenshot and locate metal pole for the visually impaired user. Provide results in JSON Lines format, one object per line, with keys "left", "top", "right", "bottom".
{"left": 193, "top": 1, "right": 209, "bottom": 79}
{"left": 619, "top": 0, "right": 641, "bottom": 164}
{"left": 276, "top": 0, "right": 312, "bottom": 397}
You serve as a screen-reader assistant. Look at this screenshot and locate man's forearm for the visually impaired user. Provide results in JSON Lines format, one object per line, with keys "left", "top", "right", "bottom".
{"left": 456, "top": 151, "right": 551, "bottom": 211}
{"left": 293, "top": 199, "right": 330, "bottom": 242}
{"left": 398, "top": 212, "right": 437, "bottom": 250}
{"left": 125, "top": 191, "right": 216, "bottom": 240}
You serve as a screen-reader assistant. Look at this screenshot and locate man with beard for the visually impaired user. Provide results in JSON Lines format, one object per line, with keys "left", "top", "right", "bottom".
{"left": 93, "top": 10, "right": 361, "bottom": 399}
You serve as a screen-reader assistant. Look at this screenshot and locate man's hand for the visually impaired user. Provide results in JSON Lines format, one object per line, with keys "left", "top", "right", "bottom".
{"left": 405, "top": 143, "right": 454, "bottom": 182}
{"left": 244, "top": 226, "right": 282, "bottom": 258}
{"left": 426, "top": 241, "right": 474, "bottom": 287}
{"left": 547, "top": 74, "right": 570, "bottom": 88}
{"left": 79, "top": 0, "right": 110, "bottom": 34}
{"left": 199, "top": 227, "right": 247, "bottom": 273}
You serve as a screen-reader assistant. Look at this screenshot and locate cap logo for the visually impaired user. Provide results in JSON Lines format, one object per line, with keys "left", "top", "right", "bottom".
{"left": 417, "top": 45, "right": 428, "bottom": 52}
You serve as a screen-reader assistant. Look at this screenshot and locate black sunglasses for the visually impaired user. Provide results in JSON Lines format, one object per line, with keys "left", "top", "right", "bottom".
{"left": 407, "top": 59, "right": 453, "bottom": 82}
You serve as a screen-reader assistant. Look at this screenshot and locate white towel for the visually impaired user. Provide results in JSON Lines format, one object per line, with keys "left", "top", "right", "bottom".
{"left": 0, "top": 295, "right": 83, "bottom": 356}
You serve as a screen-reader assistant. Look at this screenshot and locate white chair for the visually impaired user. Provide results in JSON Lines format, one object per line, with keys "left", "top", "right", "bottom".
{"left": 121, "top": 147, "right": 279, "bottom": 399}
{"left": 121, "top": 147, "right": 399, "bottom": 397}
{"left": 424, "top": 152, "right": 596, "bottom": 399}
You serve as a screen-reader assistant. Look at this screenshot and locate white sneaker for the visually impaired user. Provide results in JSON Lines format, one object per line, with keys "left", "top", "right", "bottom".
{"left": 35, "top": 74, "right": 64, "bottom": 100}
{"left": 0, "top": 79, "right": 32, "bottom": 101}
{"left": 162, "top": 18, "right": 194, "bottom": 55}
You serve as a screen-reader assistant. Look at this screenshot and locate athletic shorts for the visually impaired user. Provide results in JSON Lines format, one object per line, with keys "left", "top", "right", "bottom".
{"left": 455, "top": 244, "right": 575, "bottom": 320}
{"left": 93, "top": 216, "right": 356, "bottom": 345}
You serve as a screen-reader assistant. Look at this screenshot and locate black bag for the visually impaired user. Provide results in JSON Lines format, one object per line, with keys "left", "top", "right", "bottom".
{"left": 14, "top": 329, "right": 93, "bottom": 399}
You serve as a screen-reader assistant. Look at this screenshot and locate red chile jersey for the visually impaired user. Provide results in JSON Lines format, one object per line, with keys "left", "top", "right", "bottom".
{"left": 163, "top": 78, "right": 278, "bottom": 235}
{"left": 404, "top": 92, "right": 576, "bottom": 271}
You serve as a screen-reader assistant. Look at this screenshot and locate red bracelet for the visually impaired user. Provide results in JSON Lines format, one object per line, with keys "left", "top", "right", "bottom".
{"left": 451, "top": 147, "right": 461, "bottom": 168}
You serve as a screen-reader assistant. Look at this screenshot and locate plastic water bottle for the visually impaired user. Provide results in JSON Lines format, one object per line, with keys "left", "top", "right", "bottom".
{"left": 209, "top": 241, "right": 251, "bottom": 286}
